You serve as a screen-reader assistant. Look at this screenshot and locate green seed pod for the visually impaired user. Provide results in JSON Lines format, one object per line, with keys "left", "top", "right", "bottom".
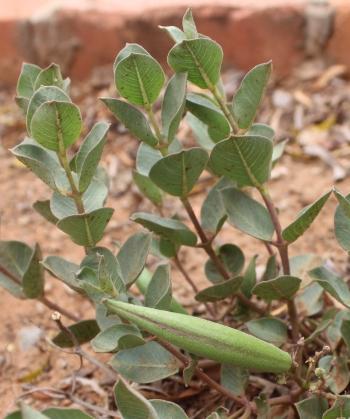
{"left": 105, "top": 300, "right": 292, "bottom": 373}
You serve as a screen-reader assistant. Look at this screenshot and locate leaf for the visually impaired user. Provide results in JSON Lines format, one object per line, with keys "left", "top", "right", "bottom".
{"left": 247, "top": 123, "right": 274, "bottom": 140}
{"left": 33, "top": 63, "right": 64, "bottom": 90}
{"left": 232, "top": 62, "right": 272, "bottom": 130}
{"left": 253, "top": 275, "right": 301, "bottom": 300}
{"left": 33, "top": 200, "right": 59, "bottom": 224}
{"left": 334, "top": 191, "right": 350, "bottom": 251}
{"left": 115, "top": 53, "right": 165, "bottom": 106}
{"left": 21, "top": 404, "right": 49, "bottom": 419}
{"left": 114, "top": 378, "right": 158, "bottom": 419}
{"left": 57, "top": 208, "right": 114, "bottom": 247}
{"left": 196, "top": 276, "right": 243, "bottom": 302}
{"left": 295, "top": 396, "right": 328, "bottom": 419}
{"left": 43, "top": 408, "right": 93, "bottom": 419}
{"left": 200, "top": 177, "right": 228, "bottom": 234}
{"left": 309, "top": 266, "right": 350, "bottom": 308}
{"left": 95, "top": 303, "right": 121, "bottom": 331}
{"left": 272, "top": 139, "right": 288, "bottom": 165}
{"left": 220, "top": 364, "right": 249, "bottom": 396}
{"left": 187, "top": 113, "right": 215, "bottom": 151}
{"left": 322, "top": 396, "right": 350, "bottom": 419}
{"left": 52, "top": 319, "right": 100, "bottom": 348}
{"left": 241, "top": 256, "right": 257, "bottom": 298}
{"left": 282, "top": 191, "right": 331, "bottom": 243}
{"left": 117, "top": 232, "right": 152, "bottom": 286}
{"left": 262, "top": 255, "right": 278, "bottom": 281}
{"left": 290, "top": 253, "right": 323, "bottom": 288}
{"left": 159, "top": 25, "right": 186, "bottom": 43}
{"left": 41, "top": 255, "right": 80, "bottom": 291}
{"left": 295, "top": 282, "right": 324, "bottom": 317}
{"left": 91, "top": 324, "right": 141, "bottom": 352}
{"left": 145, "top": 264, "right": 172, "bottom": 309}
{"left": 0, "top": 241, "right": 33, "bottom": 298}
{"left": 149, "top": 148, "right": 208, "bottom": 197}
{"left": 161, "top": 73, "right": 187, "bottom": 143}
{"left": 106, "top": 300, "right": 292, "bottom": 373}
{"left": 326, "top": 310, "right": 350, "bottom": 350}
{"left": 319, "top": 355, "right": 350, "bottom": 394}
{"left": 16, "top": 63, "right": 41, "bottom": 98}
{"left": 221, "top": 187, "right": 274, "bottom": 241}
{"left": 11, "top": 142, "right": 63, "bottom": 190}
{"left": 136, "top": 143, "right": 162, "bottom": 176}
{"left": 110, "top": 341, "right": 180, "bottom": 383}
{"left": 168, "top": 38, "right": 223, "bottom": 89}
{"left": 131, "top": 212, "right": 197, "bottom": 246}
{"left": 102, "top": 98, "right": 157, "bottom": 146}
{"left": 246, "top": 318, "right": 288, "bottom": 347}
{"left": 209, "top": 135, "right": 273, "bottom": 187}
{"left": 304, "top": 316, "right": 332, "bottom": 344}
{"left": 341, "top": 319, "right": 350, "bottom": 349}
{"left": 182, "top": 8, "right": 198, "bottom": 39}
{"left": 186, "top": 93, "right": 230, "bottom": 142}
{"left": 113, "top": 43, "right": 150, "bottom": 71}
{"left": 26, "top": 86, "right": 71, "bottom": 134}
{"left": 75, "top": 121, "right": 110, "bottom": 192}
{"left": 31, "top": 101, "right": 82, "bottom": 151}
{"left": 150, "top": 400, "right": 188, "bottom": 419}
{"left": 133, "top": 171, "right": 163, "bottom": 206}
{"left": 205, "top": 244, "right": 244, "bottom": 283}
{"left": 22, "top": 244, "right": 44, "bottom": 298}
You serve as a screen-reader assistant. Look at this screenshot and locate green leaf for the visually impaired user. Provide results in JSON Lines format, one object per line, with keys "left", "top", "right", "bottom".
{"left": 149, "top": 148, "right": 208, "bottom": 197}
{"left": 205, "top": 244, "right": 244, "bottom": 283}
{"left": 31, "top": 101, "right": 82, "bottom": 151}
{"left": 186, "top": 93, "right": 230, "bottom": 142}
{"left": 168, "top": 38, "right": 223, "bottom": 89}
{"left": 341, "top": 319, "right": 350, "bottom": 349}
{"left": 52, "top": 319, "right": 100, "bottom": 348}
{"left": 110, "top": 341, "right": 179, "bottom": 383}
{"left": 295, "top": 396, "right": 328, "bottom": 419}
{"left": 33, "top": 200, "right": 59, "bottom": 224}
{"left": 232, "top": 62, "right": 272, "bottom": 130}
{"left": 187, "top": 113, "right": 215, "bottom": 151}
{"left": 57, "top": 208, "right": 114, "bottom": 246}
{"left": 118, "top": 334, "right": 146, "bottom": 350}
{"left": 200, "top": 177, "right": 229, "bottom": 234}
{"left": 150, "top": 400, "right": 188, "bottom": 419}
{"left": 102, "top": 98, "right": 157, "bottom": 146}
{"left": 309, "top": 266, "right": 350, "bottom": 308}
{"left": 11, "top": 142, "right": 63, "bottom": 190}
{"left": 182, "top": 8, "right": 198, "bottom": 39}
{"left": 75, "top": 121, "right": 110, "bottom": 192}
{"left": 319, "top": 355, "right": 350, "bottom": 394}
{"left": 326, "top": 310, "right": 350, "bottom": 350}
{"left": 282, "top": 191, "right": 332, "bottom": 243}
{"left": 159, "top": 25, "right": 186, "bottom": 43}
{"left": 136, "top": 143, "right": 162, "bottom": 177}
{"left": 262, "top": 255, "right": 278, "bottom": 281}
{"left": 145, "top": 263, "right": 172, "bottom": 309}
{"left": 115, "top": 53, "right": 165, "bottom": 106}
{"left": 133, "top": 171, "right": 163, "bottom": 206}
{"left": 221, "top": 187, "right": 274, "bottom": 241}
{"left": 253, "top": 275, "right": 301, "bottom": 300}
{"left": 22, "top": 244, "right": 44, "bottom": 298}
{"left": 113, "top": 43, "right": 150, "bottom": 71}
{"left": 195, "top": 276, "right": 243, "bottom": 302}
{"left": 334, "top": 191, "right": 350, "bottom": 251}
{"left": 209, "top": 135, "right": 273, "bottom": 187}
{"left": 117, "top": 232, "right": 152, "bottom": 286}
{"left": 295, "top": 282, "right": 324, "bottom": 317}
{"left": 246, "top": 318, "right": 288, "bottom": 347}
{"left": 26, "top": 86, "right": 70, "bottom": 134}
{"left": 41, "top": 255, "right": 80, "bottom": 291}
{"left": 241, "top": 256, "right": 257, "bottom": 298}
{"left": 322, "top": 396, "right": 350, "bottom": 419}
{"left": 21, "top": 404, "right": 48, "bottom": 419}
{"left": 304, "top": 316, "right": 332, "bottom": 344}
{"left": 0, "top": 241, "right": 34, "bottom": 298}
{"left": 16, "top": 63, "right": 41, "bottom": 98}
{"left": 95, "top": 303, "right": 121, "bottom": 330}
{"left": 43, "top": 408, "right": 93, "bottom": 419}
{"left": 272, "top": 139, "right": 288, "bottom": 165}
{"left": 247, "top": 123, "right": 274, "bottom": 140}
{"left": 220, "top": 364, "right": 249, "bottom": 396}
{"left": 91, "top": 323, "right": 141, "bottom": 352}
{"left": 161, "top": 73, "right": 187, "bottom": 143}
{"left": 114, "top": 378, "right": 158, "bottom": 419}
{"left": 33, "top": 63, "right": 65, "bottom": 91}
{"left": 131, "top": 212, "right": 197, "bottom": 247}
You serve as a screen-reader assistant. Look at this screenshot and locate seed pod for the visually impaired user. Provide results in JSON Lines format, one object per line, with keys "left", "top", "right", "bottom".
{"left": 105, "top": 300, "right": 292, "bottom": 373}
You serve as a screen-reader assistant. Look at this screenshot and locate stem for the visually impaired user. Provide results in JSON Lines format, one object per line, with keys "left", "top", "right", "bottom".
{"left": 0, "top": 264, "right": 79, "bottom": 321}
{"left": 259, "top": 187, "right": 300, "bottom": 343}
{"left": 211, "top": 85, "right": 240, "bottom": 134}
{"left": 181, "top": 196, "right": 265, "bottom": 315}
{"left": 174, "top": 255, "right": 216, "bottom": 317}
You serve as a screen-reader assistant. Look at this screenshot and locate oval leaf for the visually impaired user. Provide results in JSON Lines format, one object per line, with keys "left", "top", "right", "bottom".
{"left": 253, "top": 275, "right": 301, "bottom": 300}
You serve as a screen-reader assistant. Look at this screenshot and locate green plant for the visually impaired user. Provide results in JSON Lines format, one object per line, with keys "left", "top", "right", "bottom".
{"left": 3, "top": 8, "right": 350, "bottom": 418}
